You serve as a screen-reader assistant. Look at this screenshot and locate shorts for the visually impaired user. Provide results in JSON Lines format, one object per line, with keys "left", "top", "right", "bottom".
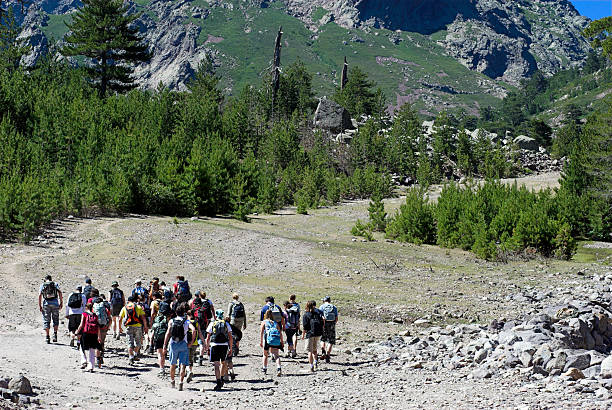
{"left": 285, "top": 328, "right": 297, "bottom": 347}
{"left": 154, "top": 337, "right": 165, "bottom": 350}
{"left": 68, "top": 314, "right": 82, "bottom": 333}
{"left": 42, "top": 305, "right": 60, "bottom": 329}
{"left": 188, "top": 345, "right": 198, "bottom": 366}
{"left": 169, "top": 341, "right": 189, "bottom": 366}
{"left": 230, "top": 317, "right": 245, "bottom": 330}
{"left": 126, "top": 326, "right": 143, "bottom": 349}
{"left": 322, "top": 322, "right": 336, "bottom": 345}
{"left": 111, "top": 304, "right": 122, "bottom": 317}
{"left": 307, "top": 336, "right": 321, "bottom": 354}
{"left": 264, "top": 341, "right": 282, "bottom": 352}
{"left": 210, "top": 345, "right": 229, "bottom": 362}
{"left": 81, "top": 332, "right": 100, "bottom": 351}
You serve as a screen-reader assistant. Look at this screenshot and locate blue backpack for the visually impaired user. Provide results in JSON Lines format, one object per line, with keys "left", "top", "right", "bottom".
{"left": 265, "top": 320, "right": 281, "bottom": 346}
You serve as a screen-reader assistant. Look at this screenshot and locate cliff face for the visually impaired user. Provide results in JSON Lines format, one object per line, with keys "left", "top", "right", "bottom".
{"left": 10, "top": 0, "right": 593, "bottom": 113}
{"left": 285, "top": 0, "right": 591, "bottom": 84}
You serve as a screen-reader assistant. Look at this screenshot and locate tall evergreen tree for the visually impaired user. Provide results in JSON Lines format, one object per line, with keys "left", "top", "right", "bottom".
{"left": 62, "top": 0, "right": 150, "bottom": 97}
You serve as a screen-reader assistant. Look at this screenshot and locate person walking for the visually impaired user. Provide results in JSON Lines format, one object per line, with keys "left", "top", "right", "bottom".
{"left": 227, "top": 293, "right": 246, "bottom": 355}
{"left": 75, "top": 301, "right": 102, "bottom": 372}
{"left": 65, "top": 285, "right": 86, "bottom": 348}
{"left": 119, "top": 295, "right": 148, "bottom": 365}
{"left": 185, "top": 310, "right": 199, "bottom": 383}
{"left": 163, "top": 303, "right": 193, "bottom": 391}
{"left": 83, "top": 277, "right": 93, "bottom": 299}
{"left": 39, "top": 275, "right": 63, "bottom": 344}
{"left": 205, "top": 309, "right": 233, "bottom": 391}
{"left": 148, "top": 291, "right": 163, "bottom": 354}
{"left": 109, "top": 281, "right": 125, "bottom": 339}
{"left": 302, "top": 300, "right": 323, "bottom": 372}
{"left": 152, "top": 301, "right": 171, "bottom": 377}
{"left": 173, "top": 276, "right": 192, "bottom": 304}
{"left": 288, "top": 294, "right": 301, "bottom": 354}
{"left": 148, "top": 277, "right": 160, "bottom": 302}
{"left": 260, "top": 297, "right": 284, "bottom": 330}
{"left": 93, "top": 295, "right": 111, "bottom": 366}
{"left": 223, "top": 317, "right": 242, "bottom": 382}
{"left": 194, "top": 292, "right": 214, "bottom": 365}
{"left": 260, "top": 310, "right": 284, "bottom": 378}
{"left": 283, "top": 301, "right": 299, "bottom": 358}
{"left": 132, "top": 280, "right": 150, "bottom": 327}
{"left": 320, "top": 296, "right": 339, "bottom": 363}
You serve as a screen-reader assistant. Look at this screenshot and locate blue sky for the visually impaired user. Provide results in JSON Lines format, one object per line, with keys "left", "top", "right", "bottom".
{"left": 571, "top": 0, "right": 611, "bottom": 20}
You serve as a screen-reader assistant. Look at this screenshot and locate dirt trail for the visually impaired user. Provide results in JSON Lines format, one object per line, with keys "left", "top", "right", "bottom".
{"left": 0, "top": 178, "right": 608, "bottom": 408}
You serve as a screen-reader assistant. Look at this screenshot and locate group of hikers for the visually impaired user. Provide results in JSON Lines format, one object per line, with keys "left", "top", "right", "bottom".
{"left": 38, "top": 274, "right": 339, "bottom": 391}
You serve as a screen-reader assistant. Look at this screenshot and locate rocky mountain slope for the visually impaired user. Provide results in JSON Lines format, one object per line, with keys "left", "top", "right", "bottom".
{"left": 12, "top": 0, "right": 592, "bottom": 115}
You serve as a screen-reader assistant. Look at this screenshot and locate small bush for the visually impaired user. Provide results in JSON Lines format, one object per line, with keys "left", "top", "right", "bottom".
{"left": 385, "top": 188, "right": 436, "bottom": 245}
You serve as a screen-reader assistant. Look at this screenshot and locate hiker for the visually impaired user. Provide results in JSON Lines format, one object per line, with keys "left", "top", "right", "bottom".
{"left": 148, "top": 291, "right": 163, "bottom": 353}
{"left": 93, "top": 294, "right": 111, "bottom": 365}
{"left": 75, "top": 301, "right": 102, "bottom": 372}
{"left": 132, "top": 280, "right": 150, "bottom": 326}
{"left": 260, "top": 296, "right": 285, "bottom": 330}
{"left": 148, "top": 277, "right": 160, "bottom": 302}
{"left": 65, "top": 285, "right": 87, "bottom": 348}
{"left": 289, "top": 294, "right": 301, "bottom": 352}
{"left": 205, "top": 309, "right": 233, "bottom": 391}
{"left": 223, "top": 317, "right": 242, "bottom": 382}
{"left": 152, "top": 301, "right": 171, "bottom": 377}
{"left": 83, "top": 277, "right": 93, "bottom": 299}
{"left": 283, "top": 300, "right": 300, "bottom": 358}
{"left": 260, "top": 309, "right": 284, "bottom": 377}
{"left": 163, "top": 303, "right": 194, "bottom": 391}
{"left": 120, "top": 295, "right": 148, "bottom": 365}
{"left": 320, "top": 296, "right": 339, "bottom": 363}
{"left": 86, "top": 287, "right": 100, "bottom": 304}
{"left": 173, "top": 275, "right": 192, "bottom": 303}
{"left": 194, "top": 292, "right": 214, "bottom": 365}
{"left": 302, "top": 300, "right": 323, "bottom": 372}
{"left": 109, "top": 281, "right": 125, "bottom": 339}
{"left": 39, "top": 275, "right": 63, "bottom": 344}
{"left": 227, "top": 293, "right": 246, "bottom": 355}
{"left": 186, "top": 310, "right": 199, "bottom": 383}
{"left": 190, "top": 290, "right": 203, "bottom": 309}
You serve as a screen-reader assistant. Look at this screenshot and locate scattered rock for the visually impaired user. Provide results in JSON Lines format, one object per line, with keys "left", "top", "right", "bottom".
{"left": 8, "top": 376, "right": 32, "bottom": 395}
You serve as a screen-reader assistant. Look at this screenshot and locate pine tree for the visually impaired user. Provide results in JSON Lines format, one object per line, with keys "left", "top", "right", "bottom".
{"left": 62, "top": 0, "right": 150, "bottom": 97}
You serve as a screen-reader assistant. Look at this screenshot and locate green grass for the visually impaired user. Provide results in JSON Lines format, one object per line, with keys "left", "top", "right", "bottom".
{"left": 41, "top": 13, "right": 71, "bottom": 41}
{"left": 573, "top": 242, "right": 612, "bottom": 264}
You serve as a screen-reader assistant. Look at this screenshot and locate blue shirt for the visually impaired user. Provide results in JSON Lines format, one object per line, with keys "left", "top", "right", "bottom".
{"left": 260, "top": 303, "right": 282, "bottom": 321}
{"left": 319, "top": 303, "right": 338, "bottom": 321}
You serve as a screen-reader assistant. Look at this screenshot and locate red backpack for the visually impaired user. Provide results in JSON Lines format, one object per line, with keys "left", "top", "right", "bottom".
{"left": 83, "top": 312, "right": 99, "bottom": 334}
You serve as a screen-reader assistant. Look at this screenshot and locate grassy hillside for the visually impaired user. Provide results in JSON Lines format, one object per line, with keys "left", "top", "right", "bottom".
{"left": 38, "top": 0, "right": 507, "bottom": 115}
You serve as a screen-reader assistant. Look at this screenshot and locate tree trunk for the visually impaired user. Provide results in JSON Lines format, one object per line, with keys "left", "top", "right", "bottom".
{"left": 271, "top": 26, "right": 283, "bottom": 113}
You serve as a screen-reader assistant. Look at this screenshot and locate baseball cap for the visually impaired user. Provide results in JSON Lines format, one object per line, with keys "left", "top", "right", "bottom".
{"left": 323, "top": 296, "right": 331, "bottom": 302}
{"left": 112, "top": 281, "right": 118, "bottom": 287}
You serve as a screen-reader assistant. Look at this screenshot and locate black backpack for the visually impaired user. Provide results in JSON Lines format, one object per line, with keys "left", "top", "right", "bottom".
{"left": 310, "top": 310, "right": 323, "bottom": 337}
{"left": 67, "top": 292, "right": 82, "bottom": 309}
{"left": 176, "top": 280, "right": 191, "bottom": 300}
{"left": 83, "top": 285, "right": 93, "bottom": 298}
{"left": 202, "top": 299, "right": 213, "bottom": 320}
{"left": 41, "top": 281, "right": 58, "bottom": 300}
{"left": 231, "top": 302, "right": 245, "bottom": 319}
{"left": 171, "top": 318, "right": 186, "bottom": 342}
{"left": 109, "top": 288, "right": 123, "bottom": 306}
{"left": 210, "top": 320, "right": 228, "bottom": 344}
{"left": 159, "top": 301, "right": 171, "bottom": 316}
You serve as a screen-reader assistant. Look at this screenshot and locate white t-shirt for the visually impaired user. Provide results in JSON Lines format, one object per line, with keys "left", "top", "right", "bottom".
{"left": 169, "top": 316, "right": 190, "bottom": 344}
{"left": 206, "top": 320, "right": 232, "bottom": 347}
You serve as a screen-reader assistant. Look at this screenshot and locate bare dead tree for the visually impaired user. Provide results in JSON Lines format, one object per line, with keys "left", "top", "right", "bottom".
{"left": 340, "top": 56, "right": 348, "bottom": 90}
{"left": 271, "top": 26, "right": 283, "bottom": 113}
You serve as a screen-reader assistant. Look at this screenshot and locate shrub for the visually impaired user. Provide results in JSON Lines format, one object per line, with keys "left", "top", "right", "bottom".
{"left": 385, "top": 188, "right": 436, "bottom": 245}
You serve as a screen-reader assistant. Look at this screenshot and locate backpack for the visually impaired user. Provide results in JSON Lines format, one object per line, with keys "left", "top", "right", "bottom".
{"left": 231, "top": 302, "right": 245, "bottom": 319}
{"left": 110, "top": 288, "right": 123, "bottom": 306}
{"left": 93, "top": 298, "right": 109, "bottom": 326}
{"left": 310, "top": 310, "right": 323, "bottom": 337}
{"left": 176, "top": 280, "right": 191, "bottom": 300}
{"left": 170, "top": 318, "right": 186, "bottom": 342}
{"left": 270, "top": 305, "right": 282, "bottom": 324}
{"left": 153, "top": 314, "right": 169, "bottom": 342}
{"left": 124, "top": 303, "right": 141, "bottom": 326}
{"left": 201, "top": 299, "right": 213, "bottom": 320}
{"left": 68, "top": 292, "right": 83, "bottom": 309}
{"left": 83, "top": 312, "right": 99, "bottom": 334}
{"left": 163, "top": 289, "right": 174, "bottom": 302}
{"left": 41, "top": 281, "right": 58, "bottom": 300}
{"left": 287, "top": 305, "right": 300, "bottom": 329}
{"left": 210, "top": 320, "right": 229, "bottom": 344}
{"left": 159, "top": 301, "right": 171, "bottom": 316}
{"left": 265, "top": 320, "right": 281, "bottom": 346}
{"left": 83, "top": 285, "right": 93, "bottom": 298}
{"left": 321, "top": 303, "right": 337, "bottom": 322}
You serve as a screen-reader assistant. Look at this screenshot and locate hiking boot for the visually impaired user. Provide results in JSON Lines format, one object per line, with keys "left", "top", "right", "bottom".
{"left": 178, "top": 383, "right": 183, "bottom": 392}
{"left": 262, "top": 367, "right": 267, "bottom": 375}
{"left": 186, "top": 371, "right": 193, "bottom": 383}
{"left": 81, "top": 362, "right": 88, "bottom": 369}
{"left": 199, "top": 356, "right": 204, "bottom": 366}
{"left": 285, "top": 352, "right": 291, "bottom": 358}
{"left": 213, "top": 382, "right": 222, "bottom": 391}
{"left": 325, "top": 354, "right": 330, "bottom": 363}
{"left": 230, "top": 372, "right": 236, "bottom": 381}
{"left": 315, "top": 360, "right": 319, "bottom": 370}
{"left": 292, "top": 351, "right": 297, "bottom": 359}
{"left": 170, "top": 380, "right": 175, "bottom": 389}
{"left": 129, "top": 357, "right": 135, "bottom": 365}
{"left": 310, "top": 365, "right": 315, "bottom": 373}
{"left": 46, "top": 335, "right": 50, "bottom": 344}
{"left": 133, "top": 356, "right": 140, "bottom": 361}
{"left": 223, "top": 375, "right": 229, "bottom": 383}
{"left": 53, "top": 333, "right": 58, "bottom": 343}
{"left": 277, "top": 368, "right": 282, "bottom": 377}
{"left": 69, "top": 339, "right": 75, "bottom": 348}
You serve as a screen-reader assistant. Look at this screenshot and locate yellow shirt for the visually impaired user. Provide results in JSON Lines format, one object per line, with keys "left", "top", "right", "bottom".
{"left": 119, "top": 303, "right": 145, "bottom": 327}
